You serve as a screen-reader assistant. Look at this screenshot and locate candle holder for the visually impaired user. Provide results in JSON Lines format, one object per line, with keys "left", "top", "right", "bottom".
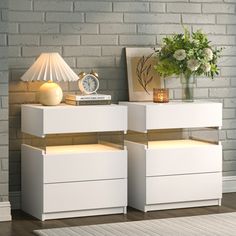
{"left": 153, "top": 88, "right": 169, "bottom": 103}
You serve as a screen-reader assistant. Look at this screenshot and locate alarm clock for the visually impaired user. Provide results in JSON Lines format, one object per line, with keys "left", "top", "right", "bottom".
{"left": 78, "top": 71, "right": 99, "bottom": 94}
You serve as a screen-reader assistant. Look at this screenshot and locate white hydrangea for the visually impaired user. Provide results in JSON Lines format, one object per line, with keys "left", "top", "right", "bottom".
{"left": 173, "top": 49, "right": 186, "bottom": 61}
{"left": 201, "top": 63, "right": 211, "bottom": 73}
{"left": 203, "top": 48, "right": 213, "bottom": 61}
{"left": 187, "top": 59, "right": 200, "bottom": 72}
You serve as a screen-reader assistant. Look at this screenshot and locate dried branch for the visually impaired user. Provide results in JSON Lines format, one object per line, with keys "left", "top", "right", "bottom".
{"left": 136, "top": 52, "right": 154, "bottom": 94}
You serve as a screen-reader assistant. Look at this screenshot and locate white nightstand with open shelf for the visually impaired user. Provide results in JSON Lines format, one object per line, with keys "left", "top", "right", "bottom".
{"left": 120, "top": 101, "right": 222, "bottom": 212}
{"left": 21, "top": 104, "right": 128, "bottom": 221}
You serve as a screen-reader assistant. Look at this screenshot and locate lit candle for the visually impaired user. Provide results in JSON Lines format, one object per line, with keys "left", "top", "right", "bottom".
{"left": 153, "top": 88, "right": 169, "bottom": 103}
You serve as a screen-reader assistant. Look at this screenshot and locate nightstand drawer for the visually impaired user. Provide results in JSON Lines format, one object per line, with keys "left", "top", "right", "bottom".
{"left": 146, "top": 102, "right": 222, "bottom": 130}
{"left": 22, "top": 104, "right": 127, "bottom": 137}
{"left": 44, "top": 150, "right": 127, "bottom": 183}
{"left": 146, "top": 142, "right": 222, "bottom": 176}
{"left": 120, "top": 101, "right": 222, "bottom": 132}
{"left": 146, "top": 173, "right": 222, "bottom": 205}
{"left": 44, "top": 179, "right": 127, "bottom": 213}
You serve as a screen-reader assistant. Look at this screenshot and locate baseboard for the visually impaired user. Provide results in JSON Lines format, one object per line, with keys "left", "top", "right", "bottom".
{"left": 0, "top": 201, "right": 12, "bottom": 221}
{"left": 9, "top": 177, "right": 236, "bottom": 211}
{"left": 9, "top": 191, "right": 21, "bottom": 210}
{"left": 223, "top": 176, "right": 236, "bottom": 193}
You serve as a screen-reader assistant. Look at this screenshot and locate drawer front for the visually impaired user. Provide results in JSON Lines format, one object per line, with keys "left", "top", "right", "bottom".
{"left": 146, "top": 173, "right": 222, "bottom": 205}
{"left": 44, "top": 179, "right": 127, "bottom": 213}
{"left": 44, "top": 105, "right": 127, "bottom": 134}
{"left": 146, "top": 145, "right": 222, "bottom": 176}
{"left": 146, "top": 103, "right": 222, "bottom": 129}
{"left": 44, "top": 150, "right": 127, "bottom": 183}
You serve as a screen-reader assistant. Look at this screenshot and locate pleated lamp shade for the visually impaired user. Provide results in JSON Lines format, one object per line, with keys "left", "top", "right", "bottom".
{"left": 21, "top": 53, "right": 79, "bottom": 106}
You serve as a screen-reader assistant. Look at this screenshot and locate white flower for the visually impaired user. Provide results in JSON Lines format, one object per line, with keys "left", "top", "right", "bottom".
{"left": 187, "top": 59, "right": 200, "bottom": 71}
{"left": 203, "top": 48, "right": 213, "bottom": 61}
{"left": 173, "top": 49, "right": 186, "bottom": 61}
{"left": 201, "top": 63, "right": 211, "bottom": 73}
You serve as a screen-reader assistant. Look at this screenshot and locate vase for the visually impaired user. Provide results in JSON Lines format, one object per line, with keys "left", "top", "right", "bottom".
{"left": 180, "top": 73, "right": 195, "bottom": 102}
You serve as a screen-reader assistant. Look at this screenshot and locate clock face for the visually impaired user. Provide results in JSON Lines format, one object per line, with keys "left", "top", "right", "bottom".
{"left": 79, "top": 74, "right": 99, "bottom": 94}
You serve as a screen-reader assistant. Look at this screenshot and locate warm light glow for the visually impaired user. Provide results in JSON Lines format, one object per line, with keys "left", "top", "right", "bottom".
{"left": 21, "top": 53, "right": 79, "bottom": 105}
{"left": 153, "top": 88, "right": 169, "bottom": 103}
{"left": 21, "top": 53, "right": 79, "bottom": 82}
{"left": 39, "top": 81, "right": 63, "bottom": 106}
{"left": 148, "top": 139, "right": 215, "bottom": 149}
{"left": 46, "top": 144, "right": 119, "bottom": 154}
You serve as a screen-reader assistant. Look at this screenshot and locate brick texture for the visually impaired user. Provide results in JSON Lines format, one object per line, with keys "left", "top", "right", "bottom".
{"left": 7, "top": 0, "right": 236, "bottom": 197}
{"left": 0, "top": 0, "right": 9, "bottom": 202}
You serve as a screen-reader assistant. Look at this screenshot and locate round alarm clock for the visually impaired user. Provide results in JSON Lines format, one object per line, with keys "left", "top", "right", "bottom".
{"left": 78, "top": 71, "right": 99, "bottom": 94}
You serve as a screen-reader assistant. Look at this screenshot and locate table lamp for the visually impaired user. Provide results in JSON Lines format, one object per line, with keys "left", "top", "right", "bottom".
{"left": 21, "top": 53, "right": 79, "bottom": 106}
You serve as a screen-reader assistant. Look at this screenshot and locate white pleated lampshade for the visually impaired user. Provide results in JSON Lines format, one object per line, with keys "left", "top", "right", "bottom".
{"left": 21, "top": 53, "right": 79, "bottom": 106}
{"left": 21, "top": 53, "right": 79, "bottom": 82}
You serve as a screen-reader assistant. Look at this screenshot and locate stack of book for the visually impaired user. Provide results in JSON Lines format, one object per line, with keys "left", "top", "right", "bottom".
{"left": 65, "top": 94, "right": 112, "bottom": 106}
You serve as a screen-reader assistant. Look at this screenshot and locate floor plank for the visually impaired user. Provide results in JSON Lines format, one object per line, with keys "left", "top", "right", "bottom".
{"left": 0, "top": 193, "right": 235, "bottom": 236}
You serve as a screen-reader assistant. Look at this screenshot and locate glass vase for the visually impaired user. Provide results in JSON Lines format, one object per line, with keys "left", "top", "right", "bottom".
{"left": 180, "top": 73, "right": 195, "bottom": 102}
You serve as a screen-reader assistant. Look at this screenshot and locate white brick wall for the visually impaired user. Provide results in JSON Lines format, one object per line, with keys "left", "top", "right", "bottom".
{"left": 60, "top": 23, "right": 98, "bottom": 34}
{"left": 81, "top": 35, "right": 118, "bottom": 45}
{"left": 8, "top": 0, "right": 32, "bottom": 11}
{"left": 124, "top": 13, "right": 181, "bottom": 23}
{"left": 100, "top": 24, "right": 136, "bottom": 34}
{"left": 167, "top": 3, "right": 201, "bottom": 13}
{"left": 202, "top": 3, "right": 235, "bottom": 14}
{"left": 150, "top": 3, "right": 166, "bottom": 13}
{"left": 7, "top": 0, "right": 236, "bottom": 195}
{"left": 0, "top": 0, "right": 9, "bottom": 203}
{"left": 114, "top": 2, "right": 149, "bottom": 12}
{"left": 34, "top": 0, "right": 73, "bottom": 12}
{"left": 46, "top": 12, "right": 84, "bottom": 22}
{"left": 8, "top": 11, "right": 44, "bottom": 22}
{"left": 8, "top": 35, "right": 39, "bottom": 45}
{"left": 64, "top": 46, "right": 101, "bottom": 57}
{"left": 19, "top": 23, "right": 60, "bottom": 34}
{"left": 75, "top": 2, "right": 112, "bottom": 12}
{"left": 182, "top": 14, "right": 215, "bottom": 24}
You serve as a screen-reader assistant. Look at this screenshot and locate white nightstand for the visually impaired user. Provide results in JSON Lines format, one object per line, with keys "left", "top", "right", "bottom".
{"left": 21, "top": 104, "right": 128, "bottom": 221}
{"left": 120, "top": 101, "right": 222, "bottom": 212}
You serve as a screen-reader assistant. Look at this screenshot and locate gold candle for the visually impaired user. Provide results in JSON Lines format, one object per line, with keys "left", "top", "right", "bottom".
{"left": 153, "top": 88, "right": 169, "bottom": 103}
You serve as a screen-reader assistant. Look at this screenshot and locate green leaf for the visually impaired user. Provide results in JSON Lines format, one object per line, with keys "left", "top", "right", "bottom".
{"left": 153, "top": 27, "right": 222, "bottom": 79}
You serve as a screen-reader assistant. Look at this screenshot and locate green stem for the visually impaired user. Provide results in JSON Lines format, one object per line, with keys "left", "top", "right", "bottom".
{"left": 182, "top": 73, "right": 194, "bottom": 101}
{"left": 184, "top": 77, "right": 191, "bottom": 100}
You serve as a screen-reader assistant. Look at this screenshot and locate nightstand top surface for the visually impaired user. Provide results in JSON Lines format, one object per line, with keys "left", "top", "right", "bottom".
{"left": 21, "top": 103, "right": 119, "bottom": 109}
{"left": 120, "top": 100, "right": 221, "bottom": 106}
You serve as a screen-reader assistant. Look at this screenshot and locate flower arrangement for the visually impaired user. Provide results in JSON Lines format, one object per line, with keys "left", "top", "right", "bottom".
{"left": 154, "top": 28, "right": 222, "bottom": 80}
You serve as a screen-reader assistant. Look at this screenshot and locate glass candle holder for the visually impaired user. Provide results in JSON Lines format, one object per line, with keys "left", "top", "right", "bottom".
{"left": 153, "top": 88, "right": 169, "bottom": 103}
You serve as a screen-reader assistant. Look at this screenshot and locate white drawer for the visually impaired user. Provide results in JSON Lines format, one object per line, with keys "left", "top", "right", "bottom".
{"left": 146, "top": 173, "right": 222, "bottom": 205}
{"left": 22, "top": 104, "right": 127, "bottom": 137}
{"left": 44, "top": 149, "right": 127, "bottom": 183}
{"left": 120, "top": 101, "right": 222, "bottom": 132}
{"left": 146, "top": 141, "right": 222, "bottom": 176}
{"left": 43, "top": 179, "right": 127, "bottom": 213}
{"left": 146, "top": 102, "right": 222, "bottom": 130}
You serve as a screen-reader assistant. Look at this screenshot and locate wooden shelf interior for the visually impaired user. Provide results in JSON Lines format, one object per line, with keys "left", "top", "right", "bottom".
{"left": 148, "top": 139, "right": 217, "bottom": 149}
{"left": 45, "top": 143, "right": 122, "bottom": 154}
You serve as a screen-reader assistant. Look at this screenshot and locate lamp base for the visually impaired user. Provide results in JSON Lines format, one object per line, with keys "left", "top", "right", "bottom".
{"left": 39, "top": 81, "right": 63, "bottom": 106}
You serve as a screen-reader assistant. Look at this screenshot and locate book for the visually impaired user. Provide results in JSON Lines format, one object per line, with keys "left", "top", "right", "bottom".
{"left": 66, "top": 93, "right": 111, "bottom": 101}
{"left": 65, "top": 99, "right": 111, "bottom": 106}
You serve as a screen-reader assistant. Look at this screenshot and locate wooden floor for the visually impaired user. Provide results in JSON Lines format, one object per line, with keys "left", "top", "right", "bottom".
{"left": 1, "top": 193, "right": 236, "bottom": 236}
